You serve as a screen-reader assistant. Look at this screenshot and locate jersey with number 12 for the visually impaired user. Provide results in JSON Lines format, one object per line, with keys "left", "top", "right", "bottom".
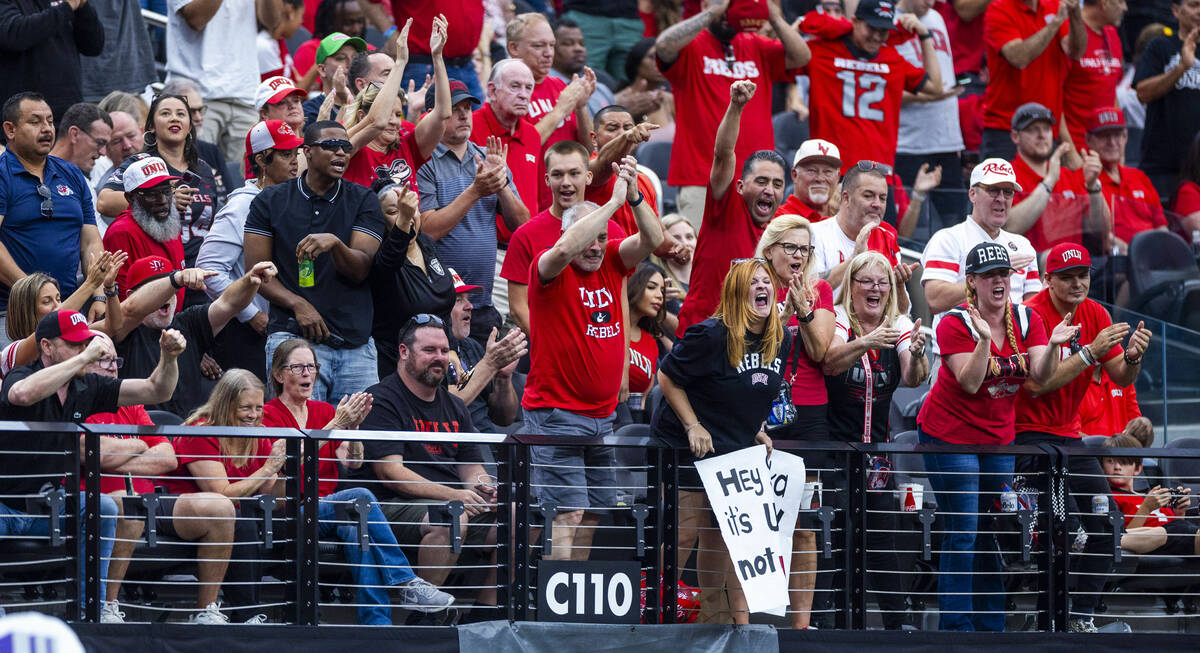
{"left": 801, "top": 38, "right": 927, "bottom": 173}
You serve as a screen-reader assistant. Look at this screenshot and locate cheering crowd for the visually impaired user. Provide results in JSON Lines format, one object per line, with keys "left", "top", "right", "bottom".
{"left": 0, "top": 0, "right": 1197, "bottom": 632}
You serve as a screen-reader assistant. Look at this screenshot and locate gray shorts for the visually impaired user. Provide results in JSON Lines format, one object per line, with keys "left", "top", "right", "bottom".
{"left": 525, "top": 407, "right": 618, "bottom": 512}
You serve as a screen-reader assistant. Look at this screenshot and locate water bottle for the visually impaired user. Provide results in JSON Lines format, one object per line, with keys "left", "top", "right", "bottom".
{"left": 1000, "top": 482, "right": 1018, "bottom": 512}
{"left": 298, "top": 257, "right": 314, "bottom": 287}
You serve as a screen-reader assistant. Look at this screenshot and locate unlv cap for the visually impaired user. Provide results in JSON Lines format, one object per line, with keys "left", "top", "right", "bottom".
{"left": 964, "top": 241, "right": 1012, "bottom": 275}
{"left": 1045, "top": 242, "right": 1092, "bottom": 275}
{"left": 122, "top": 156, "right": 180, "bottom": 193}
{"left": 1087, "top": 106, "right": 1125, "bottom": 134}
{"left": 35, "top": 309, "right": 103, "bottom": 344}
{"left": 245, "top": 120, "right": 304, "bottom": 158}
{"left": 125, "top": 255, "right": 175, "bottom": 291}
{"left": 792, "top": 139, "right": 842, "bottom": 169}
{"left": 969, "top": 158, "right": 1023, "bottom": 192}
{"left": 255, "top": 75, "right": 307, "bottom": 111}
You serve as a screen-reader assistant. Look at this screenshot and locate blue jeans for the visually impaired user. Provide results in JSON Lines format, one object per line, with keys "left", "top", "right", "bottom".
{"left": 402, "top": 61, "right": 483, "bottom": 106}
{"left": 318, "top": 487, "right": 417, "bottom": 625}
{"left": 918, "top": 428, "right": 1013, "bottom": 631}
{"left": 265, "top": 332, "right": 378, "bottom": 403}
{"left": 0, "top": 495, "right": 117, "bottom": 610}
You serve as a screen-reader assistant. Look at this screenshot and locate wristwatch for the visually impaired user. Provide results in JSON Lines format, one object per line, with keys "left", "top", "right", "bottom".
{"left": 104, "top": 284, "right": 118, "bottom": 297}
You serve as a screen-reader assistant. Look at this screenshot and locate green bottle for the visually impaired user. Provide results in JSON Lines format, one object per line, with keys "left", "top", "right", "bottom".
{"left": 298, "top": 257, "right": 314, "bottom": 287}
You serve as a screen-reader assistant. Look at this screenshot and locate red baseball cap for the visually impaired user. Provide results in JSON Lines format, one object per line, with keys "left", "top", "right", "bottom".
{"left": 126, "top": 255, "right": 175, "bottom": 290}
{"left": 1045, "top": 242, "right": 1092, "bottom": 275}
{"left": 449, "top": 268, "right": 481, "bottom": 294}
{"left": 1087, "top": 107, "right": 1126, "bottom": 134}
{"left": 35, "top": 309, "right": 102, "bottom": 343}
{"left": 255, "top": 76, "right": 307, "bottom": 111}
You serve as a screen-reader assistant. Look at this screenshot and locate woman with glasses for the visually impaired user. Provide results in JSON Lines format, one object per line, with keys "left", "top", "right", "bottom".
{"left": 260, "top": 338, "right": 454, "bottom": 623}
{"left": 341, "top": 16, "right": 450, "bottom": 192}
{"left": 1, "top": 252, "right": 126, "bottom": 377}
{"left": 652, "top": 259, "right": 793, "bottom": 624}
{"left": 818, "top": 251, "right": 928, "bottom": 630}
{"left": 916, "top": 242, "right": 1075, "bottom": 631}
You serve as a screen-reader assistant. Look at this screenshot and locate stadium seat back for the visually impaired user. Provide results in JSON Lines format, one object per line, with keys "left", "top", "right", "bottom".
{"left": 634, "top": 142, "right": 672, "bottom": 186}
{"left": 286, "top": 27, "right": 312, "bottom": 58}
{"left": 771, "top": 111, "right": 809, "bottom": 154}
{"left": 146, "top": 410, "right": 183, "bottom": 426}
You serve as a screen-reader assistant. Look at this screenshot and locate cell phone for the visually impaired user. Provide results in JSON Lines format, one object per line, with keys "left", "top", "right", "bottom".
{"left": 178, "top": 169, "right": 202, "bottom": 189}
{"left": 956, "top": 75, "right": 972, "bottom": 88}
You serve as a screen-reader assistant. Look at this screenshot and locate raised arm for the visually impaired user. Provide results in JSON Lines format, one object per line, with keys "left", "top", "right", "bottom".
{"left": 768, "top": 0, "right": 810, "bottom": 68}
{"left": 897, "top": 14, "right": 942, "bottom": 93}
{"left": 4, "top": 338, "right": 107, "bottom": 406}
{"left": 1061, "top": 0, "right": 1086, "bottom": 60}
{"left": 655, "top": 0, "right": 728, "bottom": 66}
{"left": 537, "top": 195, "right": 626, "bottom": 283}
{"left": 589, "top": 122, "right": 659, "bottom": 188}
{"left": 348, "top": 19, "right": 412, "bottom": 154}
{"left": 711, "top": 79, "right": 756, "bottom": 201}
{"left": 207, "top": 261, "right": 278, "bottom": 336}
{"left": 116, "top": 329, "right": 186, "bottom": 407}
{"left": 177, "top": 0, "right": 224, "bottom": 32}
{"left": 999, "top": 2, "right": 1069, "bottom": 70}
{"left": 413, "top": 14, "right": 451, "bottom": 158}
{"left": 1136, "top": 28, "right": 1198, "bottom": 104}
{"left": 113, "top": 268, "right": 217, "bottom": 342}
{"left": 617, "top": 158, "right": 666, "bottom": 268}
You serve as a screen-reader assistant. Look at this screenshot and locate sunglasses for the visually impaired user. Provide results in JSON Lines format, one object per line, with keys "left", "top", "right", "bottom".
{"left": 36, "top": 184, "right": 53, "bottom": 218}
{"left": 855, "top": 160, "right": 893, "bottom": 176}
{"left": 309, "top": 138, "right": 352, "bottom": 153}
{"left": 410, "top": 313, "right": 445, "bottom": 327}
{"left": 730, "top": 257, "right": 768, "bottom": 268}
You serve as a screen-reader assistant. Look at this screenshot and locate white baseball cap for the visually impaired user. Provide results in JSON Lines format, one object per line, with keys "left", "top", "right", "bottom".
{"left": 969, "top": 158, "right": 1023, "bottom": 192}
{"left": 122, "top": 156, "right": 180, "bottom": 192}
{"left": 792, "top": 139, "right": 842, "bottom": 169}
{"left": 255, "top": 76, "right": 307, "bottom": 111}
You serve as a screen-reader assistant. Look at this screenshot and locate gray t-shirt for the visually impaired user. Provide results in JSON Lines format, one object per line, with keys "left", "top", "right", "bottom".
{"left": 80, "top": 0, "right": 156, "bottom": 100}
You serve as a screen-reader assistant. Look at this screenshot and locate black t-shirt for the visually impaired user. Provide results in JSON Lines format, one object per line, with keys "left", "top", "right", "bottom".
{"left": 370, "top": 225, "right": 455, "bottom": 353}
{"left": 824, "top": 336, "right": 902, "bottom": 445}
{"left": 0, "top": 359, "right": 122, "bottom": 508}
{"left": 652, "top": 318, "right": 792, "bottom": 455}
{"left": 354, "top": 374, "right": 480, "bottom": 498}
{"left": 1133, "top": 35, "right": 1200, "bottom": 175}
{"left": 117, "top": 304, "right": 215, "bottom": 417}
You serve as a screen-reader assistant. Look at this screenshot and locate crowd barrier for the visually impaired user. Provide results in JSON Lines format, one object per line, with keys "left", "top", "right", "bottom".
{"left": 0, "top": 422, "right": 1198, "bottom": 631}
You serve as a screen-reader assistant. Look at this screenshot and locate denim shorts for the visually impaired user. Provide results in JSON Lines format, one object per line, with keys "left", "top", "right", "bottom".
{"left": 525, "top": 407, "right": 618, "bottom": 512}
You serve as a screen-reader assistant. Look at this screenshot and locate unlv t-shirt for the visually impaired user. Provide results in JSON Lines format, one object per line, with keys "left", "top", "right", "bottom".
{"left": 343, "top": 129, "right": 424, "bottom": 193}
{"left": 1079, "top": 370, "right": 1140, "bottom": 437}
{"left": 1063, "top": 25, "right": 1123, "bottom": 147}
{"left": 524, "top": 239, "right": 631, "bottom": 417}
{"left": 801, "top": 37, "right": 927, "bottom": 171}
{"left": 776, "top": 280, "right": 834, "bottom": 406}
{"left": 660, "top": 29, "right": 789, "bottom": 187}
{"left": 1014, "top": 292, "right": 1121, "bottom": 438}
{"left": 628, "top": 329, "right": 659, "bottom": 394}
{"left": 917, "top": 303, "right": 1048, "bottom": 445}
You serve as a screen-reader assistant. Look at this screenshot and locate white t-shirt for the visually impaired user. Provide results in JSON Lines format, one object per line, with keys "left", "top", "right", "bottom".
{"left": 896, "top": 9, "right": 964, "bottom": 155}
{"left": 810, "top": 217, "right": 902, "bottom": 277}
{"left": 166, "top": 0, "right": 259, "bottom": 103}
{"left": 1, "top": 341, "right": 22, "bottom": 378}
{"left": 257, "top": 30, "right": 293, "bottom": 80}
{"left": 833, "top": 305, "right": 913, "bottom": 353}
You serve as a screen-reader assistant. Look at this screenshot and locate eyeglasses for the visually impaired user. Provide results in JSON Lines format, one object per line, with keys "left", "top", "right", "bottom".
{"left": 410, "top": 313, "right": 445, "bottom": 327}
{"left": 775, "top": 242, "right": 813, "bottom": 257}
{"left": 96, "top": 357, "right": 124, "bottom": 369}
{"left": 135, "top": 186, "right": 174, "bottom": 201}
{"left": 189, "top": 105, "right": 207, "bottom": 119}
{"left": 284, "top": 363, "right": 320, "bottom": 374}
{"left": 853, "top": 277, "right": 891, "bottom": 289}
{"left": 976, "top": 185, "right": 1016, "bottom": 199}
{"left": 35, "top": 184, "right": 53, "bottom": 218}
{"left": 855, "top": 160, "right": 893, "bottom": 176}
{"left": 77, "top": 128, "right": 108, "bottom": 151}
{"left": 309, "top": 138, "right": 353, "bottom": 153}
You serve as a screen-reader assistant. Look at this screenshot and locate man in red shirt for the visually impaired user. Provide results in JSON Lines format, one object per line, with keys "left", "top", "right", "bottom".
{"left": 1012, "top": 241, "right": 1150, "bottom": 632}
{"left": 524, "top": 158, "right": 662, "bottom": 560}
{"left": 1006, "top": 102, "right": 1109, "bottom": 252}
{"left": 776, "top": 138, "right": 842, "bottom": 221}
{"left": 1085, "top": 107, "right": 1166, "bottom": 251}
{"left": 1080, "top": 368, "right": 1143, "bottom": 436}
{"left": 500, "top": 141, "right": 629, "bottom": 335}
{"left": 1062, "top": 0, "right": 1126, "bottom": 147}
{"left": 471, "top": 60, "right": 542, "bottom": 231}
{"left": 675, "top": 80, "right": 788, "bottom": 336}
{"left": 102, "top": 156, "right": 186, "bottom": 305}
{"left": 360, "top": 0, "right": 486, "bottom": 99}
{"left": 655, "top": 0, "right": 810, "bottom": 229}
{"left": 981, "top": 0, "right": 1087, "bottom": 161}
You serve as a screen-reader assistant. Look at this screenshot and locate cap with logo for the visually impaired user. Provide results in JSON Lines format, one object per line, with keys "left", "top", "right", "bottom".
{"left": 316, "top": 32, "right": 367, "bottom": 64}
{"left": 964, "top": 242, "right": 1013, "bottom": 275}
{"left": 255, "top": 76, "right": 308, "bottom": 111}
{"left": 1011, "top": 102, "right": 1055, "bottom": 131}
{"left": 970, "top": 158, "right": 1023, "bottom": 191}
{"left": 122, "top": 156, "right": 180, "bottom": 193}
{"left": 1087, "top": 106, "right": 1125, "bottom": 134}
{"left": 449, "top": 268, "right": 481, "bottom": 294}
{"left": 426, "top": 79, "right": 480, "bottom": 111}
{"left": 126, "top": 255, "right": 175, "bottom": 292}
{"left": 35, "top": 309, "right": 103, "bottom": 344}
{"left": 1045, "top": 242, "right": 1092, "bottom": 275}
{"left": 726, "top": 0, "right": 770, "bottom": 32}
{"left": 856, "top": 0, "right": 898, "bottom": 31}
{"left": 244, "top": 120, "right": 305, "bottom": 171}
{"left": 792, "top": 139, "right": 843, "bottom": 169}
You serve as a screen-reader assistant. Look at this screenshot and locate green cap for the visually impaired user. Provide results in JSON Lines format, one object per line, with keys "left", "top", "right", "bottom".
{"left": 316, "top": 32, "right": 367, "bottom": 64}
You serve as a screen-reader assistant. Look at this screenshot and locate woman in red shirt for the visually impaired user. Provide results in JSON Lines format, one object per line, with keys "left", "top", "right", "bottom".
{"left": 916, "top": 242, "right": 1075, "bottom": 631}
{"left": 625, "top": 262, "right": 670, "bottom": 414}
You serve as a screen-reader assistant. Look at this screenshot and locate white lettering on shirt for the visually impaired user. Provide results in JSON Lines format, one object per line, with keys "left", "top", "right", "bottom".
{"left": 702, "top": 56, "right": 761, "bottom": 79}
{"left": 630, "top": 347, "right": 653, "bottom": 378}
{"left": 735, "top": 352, "right": 782, "bottom": 375}
{"left": 834, "top": 57, "right": 891, "bottom": 74}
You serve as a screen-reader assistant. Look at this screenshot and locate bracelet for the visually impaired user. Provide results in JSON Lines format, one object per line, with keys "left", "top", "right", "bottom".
{"left": 1078, "top": 345, "right": 1096, "bottom": 367}
{"left": 685, "top": 422, "right": 702, "bottom": 433}
{"left": 796, "top": 309, "right": 815, "bottom": 323}
{"left": 1123, "top": 352, "right": 1142, "bottom": 366}
{"left": 630, "top": 191, "right": 644, "bottom": 207}
{"left": 104, "top": 284, "right": 118, "bottom": 297}
{"left": 1087, "top": 185, "right": 1102, "bottom": 194}
{"left": 383, "top": 25, "right": 398, "bottom": 39}
{"left": 1039, "top": 181, "right": 1054, "bottom": 194}
{"left": 918, "top": 32, "right": 933, "bottom": 41}
{"left": 169, "top": 271, "right": 182, "bottom": 289}
{"left": 90, "top": 295, "right": 106, "bottom": 305}
{"left": 912, "top": 190, "right": 927, "bottom": 202}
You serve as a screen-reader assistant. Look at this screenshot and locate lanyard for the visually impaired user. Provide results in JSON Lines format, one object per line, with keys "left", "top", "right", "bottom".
{"left": 860, "top": 352, "right": 874, "bottom": 444}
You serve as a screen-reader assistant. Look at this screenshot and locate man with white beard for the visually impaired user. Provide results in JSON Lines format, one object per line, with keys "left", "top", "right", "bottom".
{"left": 102, "top": 156, "right": 187, "bottom": 307}
{"left": 776, "top": 139, "right": 841, "bottom": 222}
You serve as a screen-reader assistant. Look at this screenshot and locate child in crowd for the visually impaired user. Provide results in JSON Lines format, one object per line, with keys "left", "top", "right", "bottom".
{"left": 1102, "top": 433, "right": 1200, "bottom": 557}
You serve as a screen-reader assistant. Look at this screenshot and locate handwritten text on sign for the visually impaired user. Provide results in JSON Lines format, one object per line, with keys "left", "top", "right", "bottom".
{"left": 695, "top": 445, "right": 806, "bottom": 614}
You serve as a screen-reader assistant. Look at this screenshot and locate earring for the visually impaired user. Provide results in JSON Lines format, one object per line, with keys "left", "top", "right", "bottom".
{"left": 143, "top": 131, "right": 157, "bottom": 148}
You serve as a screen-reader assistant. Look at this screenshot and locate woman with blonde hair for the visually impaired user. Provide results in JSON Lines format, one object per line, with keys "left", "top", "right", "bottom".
{"left": 652, "top": 258, "right": 792, "bottom": 624}
{"left": 916, "top": 242, "right": 1075, "bottom": 631}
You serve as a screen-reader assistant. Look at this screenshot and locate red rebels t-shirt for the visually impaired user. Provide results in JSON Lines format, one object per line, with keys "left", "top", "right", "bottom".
{"left": 800, "top": 38, "right": 927, "bottom": 172}
{"left": 499, "top": 208, "right": 627, "bottom": 287}
{"left": 1063, "top": 25, "right": 1123, "bottom": 147}
{"left": 584, "top": 170, "right": 659, "bottom": 238}
{"left": 628, "top": 329, "right": 659, "bottom": 394}
{"left": 1101, "top": 166, "right": 1166, "bottom": 243}
{"left": 1014, "top": 292, "right": 1122, "bottom": 437}
{"left": 103, "top": 210, "right": 186, "bottom": 307}
{"left": 917, "top": 303, "right": 1049, "bottom": 445}
{"left": 343, "top": 129, "right": 424, "bottom": 192}
{"left": 776, "top": 280, "right": 834, "bottom": 406}
{"left": 84, "top": 406, "right": 165, "bottom": 494}
{"left": 159, "top": 436, "right": 275, "bottom": 495}
{"left": 261, "top": 398, "right": 339, "bottom": 497}
{"left": 1011, "top": 155, "right": 1088, "bottom": 251}
{"left": 983, "top": 0, "right": 1072, "bottom": 130}
{"left": 1079, "top": 369, "right": 1141, "bottom": 437}
{"left": 676, "top": 185, "right": 768, "bottom": 337}
{"left": 471, "top": 103, "right": 542, "bottom": 241}
{"left": 775, "top": 195, "right": 827, "bottom": 222}
{"left": 524, "top": 239, "right": 632, "bottom": 417}
{"left": 660, "top": 30, "right": 789, "bottom": 187}
{"left": 937, "top": 0, "right": 986, "bottom": 75}
{"left": 1112, "top": 489, "right": 1177, "bottom": 528}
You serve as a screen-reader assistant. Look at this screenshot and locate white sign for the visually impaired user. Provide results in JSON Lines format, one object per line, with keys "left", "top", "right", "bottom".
{"left": 695, "top": 445, "right": 806, "bottom": 614}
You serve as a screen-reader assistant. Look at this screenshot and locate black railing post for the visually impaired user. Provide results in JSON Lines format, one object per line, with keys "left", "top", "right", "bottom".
{"left": 1040, "top": 445, "right": 1070, "bottom": 631}
{"left": 845, "top": 449, "right": 866, "bottom": 630}
{"left": 659, "top": 446, "right": 679, "bottom": 624}
{"left": 512, "top": 441, "right": 532, "bottom": 621}
{"left": 285, "top": 435, "right": 316, "bottom": 625}
{"left": 64, "top": 428, "right": 80, "bottom": 622}
{"left": 82, "top": 428, "right": 101, "bottom": 623}
{"left": 496, "top": 440, "right": 513, "bottom": 621}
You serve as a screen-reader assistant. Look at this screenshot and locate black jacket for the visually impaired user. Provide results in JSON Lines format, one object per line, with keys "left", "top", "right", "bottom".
{"left": 0, "top": 0, "right": 104, "bottom": 121}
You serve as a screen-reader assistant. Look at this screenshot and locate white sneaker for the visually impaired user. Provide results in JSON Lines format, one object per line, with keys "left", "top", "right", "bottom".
{"left": 242, "top": 613, "right": 269, "bottom": 624}
{"left": 188, "top": 602, "right": 230, "bottom": 625}
{"left": 397, "top": 578, "right": 455, "bottom": 613}
{"left": 100, "top": 600, "right": 125, "bottom": 624}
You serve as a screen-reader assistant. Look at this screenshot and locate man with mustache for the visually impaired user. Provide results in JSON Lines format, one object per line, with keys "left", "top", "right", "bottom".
{"left": 776, "top": 139, "right": 842, "bottom": 222}
{"left": 102, "top": 156, "right": 186, "bottom": 307}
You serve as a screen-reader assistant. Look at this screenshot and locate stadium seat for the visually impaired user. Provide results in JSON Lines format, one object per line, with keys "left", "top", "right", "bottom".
{"left": 1124, "top": 127, "right": 1143, "bottom": 168}
{"left": 1160, "top": 436, "right": 1200, "bottom": 498}
{"left": 1081, "top": 435, "right": 1109, "bottom": 447}
{"left": 1125, "top": 230, "right": 1200, "bottom": 330}
{"left": 772, "top": 111, "right": 809, "bottom": 156}
{"left": 637, "top": 164, "right": 664, "bottom": 216}
{"left": 226, "top": 161, "right": 245, "bottom": 188}
{"left": 146, "top": 410, "right": 183, "bottom": 426}
{"left": 286, "top": 27, "right": 312, "bottom": 59}
{"left": 634, "top": 141, "right": 671, "bottom": 187}
{"left": 889, "top": 384, "right": 929, "bottom": 436}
